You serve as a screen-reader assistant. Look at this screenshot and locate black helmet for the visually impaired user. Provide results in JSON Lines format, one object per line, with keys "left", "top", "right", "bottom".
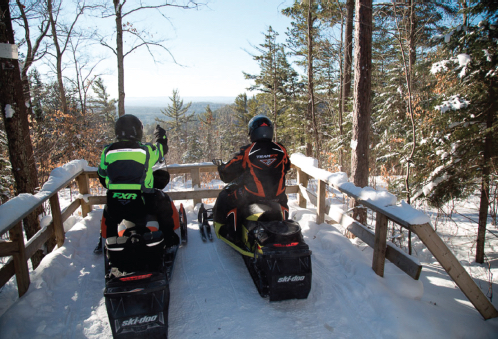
{"left": 248, "top": 114, "right": 273, "bottom": 142}
{"left": 115, "top": 114, "right": 143, "bottom": 141}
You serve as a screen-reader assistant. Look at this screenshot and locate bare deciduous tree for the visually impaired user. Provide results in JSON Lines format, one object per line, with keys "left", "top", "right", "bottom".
{"left": 98, "top": 0, "right": 202, "bottom": 117}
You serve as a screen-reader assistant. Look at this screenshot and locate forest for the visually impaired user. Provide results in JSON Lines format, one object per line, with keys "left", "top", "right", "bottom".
{"left": 0, "top": 0, "right": 497, "bottom": 268}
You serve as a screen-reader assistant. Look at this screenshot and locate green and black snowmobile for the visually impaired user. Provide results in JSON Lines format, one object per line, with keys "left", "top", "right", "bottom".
{"left": 103, "top": 204, "right": 187, "bottom": 339}
{"left": 200, "top": 189, "right": 312, "bottom": 302}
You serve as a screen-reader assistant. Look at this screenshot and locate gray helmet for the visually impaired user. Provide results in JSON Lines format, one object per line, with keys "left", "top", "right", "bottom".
{"left": 248, "top": 114, "right": 273, "bottom": 142}
{"left": 115, "top": 114, "right": 143, "bottom": 142}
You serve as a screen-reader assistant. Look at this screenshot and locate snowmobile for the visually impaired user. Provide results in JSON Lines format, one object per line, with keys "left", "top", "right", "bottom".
{"left": 206, "top": 160, "right": 312, "bottom": 302}
{"left": 103, "top": 203, "right": 188, "bottom": 339}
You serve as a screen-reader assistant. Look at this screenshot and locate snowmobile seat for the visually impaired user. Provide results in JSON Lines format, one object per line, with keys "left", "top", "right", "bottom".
{"left": 241, "top": 201, "right": 283, "bottom": 230}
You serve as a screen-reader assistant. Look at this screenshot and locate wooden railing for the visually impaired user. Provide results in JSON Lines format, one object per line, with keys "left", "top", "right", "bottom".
{"left": 0, "top": 158, "right": 497, "bottom": 320}
{"left": 290, "top": 153, "right": 498, "bottom": 320}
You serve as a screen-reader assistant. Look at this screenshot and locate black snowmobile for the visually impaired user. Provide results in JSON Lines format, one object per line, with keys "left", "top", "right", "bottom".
{"left": 103, "top": 203, "right": 188, "bottom": 339}
{"left": 205, "top": 160, "right": 312, "bottom": 302}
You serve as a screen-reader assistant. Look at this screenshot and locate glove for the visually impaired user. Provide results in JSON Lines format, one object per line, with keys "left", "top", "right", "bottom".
{"left": 155, "top": 125, "right": 168, "bottom": 153}
{"left": 155, "top": 125, "right": 167, "bottom": 142}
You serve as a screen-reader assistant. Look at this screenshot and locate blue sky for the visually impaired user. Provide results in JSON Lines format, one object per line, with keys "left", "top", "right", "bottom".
{"left": 100, "top": 0, "right": 294, "bottom": 102}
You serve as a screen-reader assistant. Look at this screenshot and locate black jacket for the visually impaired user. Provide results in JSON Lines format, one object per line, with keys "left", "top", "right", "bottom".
{"left": 218, "top": 140, "right": 291, "bottom": 199}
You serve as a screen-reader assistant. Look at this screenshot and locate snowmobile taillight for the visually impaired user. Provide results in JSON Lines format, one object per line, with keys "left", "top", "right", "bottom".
{"left": 119, "top": 273, "right": 153, "bottom": 282}
{"left": 274, "top": 242, "right": 299, "bottom": 247}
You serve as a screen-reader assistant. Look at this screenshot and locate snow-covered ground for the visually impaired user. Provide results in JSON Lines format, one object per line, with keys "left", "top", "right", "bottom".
{"left": 1, "top": 188, "right": 498, "bottom": 338}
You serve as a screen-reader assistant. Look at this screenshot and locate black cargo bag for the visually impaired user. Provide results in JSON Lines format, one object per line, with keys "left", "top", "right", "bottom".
{"left": 105, "top": 231, "right": 169, "bottom": 338}
{"left": 105, "top": 272, "right": 170, "bottom": 339}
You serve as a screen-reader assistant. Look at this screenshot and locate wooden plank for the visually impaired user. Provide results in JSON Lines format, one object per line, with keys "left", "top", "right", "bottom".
{"left": 9, "top": 222, "right": 29, "bottom": 297}
{"left": 372, "top": 213, "right": 388, "bottom": 277}
{"left": 190, "top": 168, "right": 201, "bottom": 206}
{"left": 412, "top": 223, "right": 498, "bottom": 320}
{"left": 316, "top": 180, "right": 326, "bottom": 224}
{"left": 0, "top": 224, "right": 54, "bottom": 289}
{"left": 297, "top": 169, "right": 309, "bottom": 208}
{"left": 0, "top": 241, "right": 18, "bottom": 257}
{"left": 167, "top": 189, "right": 223, "bottom": 201}
{"left": 61, "top": 199, "right": 81, "bottom": 222}
{"left": 50, "top": 195, "right": 65, "bottom": 247}
{"left": 88, "top": 196, "right": 107, "bottom": 205}
{"left": 0, "top": 259, "right": 14, "bottom": 288}
{"left": 346, "top": 221, "right": 422, "bottom": 280}
{"left": 76, "top": 173, "right": 92, "bottom": 217}
{"left": 285, "top": 185, "right": 299, "bottom": 194}
{"left": 163, "top": 163, "right": 218, "bottom": 174}
{"left": 0, "top": 168, "right": 85, "bottom": 236}
{"left": 298, "top": 184, "right": 316, "bottom": 206}
{"left": 25, "top": 224, "right": 54, "bottom": 259}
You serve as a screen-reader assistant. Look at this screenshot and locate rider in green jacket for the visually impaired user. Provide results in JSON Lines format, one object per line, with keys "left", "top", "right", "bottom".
{"left": 96, "top": 114, "right": 170, "bottom": 250}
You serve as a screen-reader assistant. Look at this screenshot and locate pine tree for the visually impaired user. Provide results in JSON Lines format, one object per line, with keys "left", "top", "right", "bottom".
{"left": 156, "top": 89, "right": 195, "bottom": 163}
{"left": 198, "top": 105, "right": 216, "bottom": 162}
{"left": 283, "top": 0, "right": 323, "bottom": 159}
{"left": 244, "top": 26, "right": 298, "bottom": 141}
{"left": 413, "top": 2, "right": 498, "bottom": 263}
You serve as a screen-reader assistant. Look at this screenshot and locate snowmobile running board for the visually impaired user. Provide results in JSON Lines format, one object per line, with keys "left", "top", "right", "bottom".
{"left": 217, "top": 234, "right": 255, "bottom": 257}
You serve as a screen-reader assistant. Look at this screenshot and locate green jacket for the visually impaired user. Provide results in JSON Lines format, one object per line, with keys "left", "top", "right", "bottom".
{"left": 98, "top": 140, "right": 165, "bottom": 194}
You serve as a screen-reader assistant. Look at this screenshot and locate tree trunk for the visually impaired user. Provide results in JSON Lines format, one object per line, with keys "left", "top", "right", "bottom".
{"left": 0, "top": 0, "right": 44, "bottom": 268}
{"left": 476, "top": 80, "right": 496, "bottom": 264}
{"left": 114, "top": 0, "right": 126, "bottom": 117}
{"left": 340, "top": 0, "right": 354, "bottom": 174}
{"left": 350, "top": 0, "right": 372, "bottom": 225}
{"left": 47, "top": 0, "right": 68, "bottom": 115}
{"left": 307, "top": 0, "right": 319, "bottom": 161}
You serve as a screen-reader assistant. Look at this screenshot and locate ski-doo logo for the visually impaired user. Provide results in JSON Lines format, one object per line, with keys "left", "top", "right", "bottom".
{"left": 277, "top": 275, "right": 306, "bottom": 283}
{"left": 112, "top": 192, "right": 138, "bottom": 200}
{"left": 121, "top": 315, "right": 158, "bottom": 326}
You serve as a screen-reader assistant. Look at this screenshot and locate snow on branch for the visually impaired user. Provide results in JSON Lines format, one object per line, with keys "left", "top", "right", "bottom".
{"left": 435, "top": 95, "right": 470, "bottom": 113}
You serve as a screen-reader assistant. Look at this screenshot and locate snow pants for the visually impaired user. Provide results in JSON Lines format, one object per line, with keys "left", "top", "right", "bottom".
{"left": 213, "top": 185, "right": 289, "bottom": 240}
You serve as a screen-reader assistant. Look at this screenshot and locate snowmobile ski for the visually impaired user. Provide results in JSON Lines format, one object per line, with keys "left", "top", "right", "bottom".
{"left": 199, "top": 223, "right": 207, "bottom": 242}
{"left": 198, "top": 203, "right": 213, "bottom": 242}
{"left": 179, "top": 203, "right": 188, "bottom": 244}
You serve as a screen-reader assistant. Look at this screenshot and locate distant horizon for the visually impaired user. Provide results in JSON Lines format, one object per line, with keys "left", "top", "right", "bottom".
{"left": 126, "top": 96, "right": 236, "bottom": 107}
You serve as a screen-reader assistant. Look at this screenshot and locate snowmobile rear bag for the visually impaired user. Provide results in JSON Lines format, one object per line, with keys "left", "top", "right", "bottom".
{"left": 104, "top": 271, "right": 170, "bottom": 339}
{"left": 260, "top": 243, "right": 312, "bottom": 302}
{"left": 256, "top": 219, "right": 304, "bottom": 246}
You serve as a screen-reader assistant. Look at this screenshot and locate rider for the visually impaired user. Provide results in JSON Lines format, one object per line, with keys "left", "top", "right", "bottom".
{"left": 97, "top": 114, "right": 177, "bottom": 247}
{"left": 213, "top": 114, "right": 291, "bottom": 242}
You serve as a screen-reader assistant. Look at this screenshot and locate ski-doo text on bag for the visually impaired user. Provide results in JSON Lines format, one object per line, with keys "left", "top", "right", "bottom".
{"left": 277, "top": 275, "right": 306, "bottom": 283}
{"left": 121, "top": 315, "right": 158, "bottom": 326}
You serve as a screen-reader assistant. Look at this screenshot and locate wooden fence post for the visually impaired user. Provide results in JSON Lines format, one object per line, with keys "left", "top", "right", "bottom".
{"left": 297, "top": 169, "right": 309, "bottom": 208}
{"left": 76, "top": 173, "right": 92, "bottom": 217}
{"left": 316, "top": 180, "right": 326, "bottom": 224}
{"left": 191, "top": 168, "right": 201, "bottom": 206}
{"left": 412, "top": 223, "right": 498, "bottom": 320}
{"left": 49, "top": 194, "right": 65, "bottom": 247}
{"left": 372, "top": 213, "right": 388, "bottom": 277}
{"left": 9, "top": 222, "right": 30, "bottom": 297}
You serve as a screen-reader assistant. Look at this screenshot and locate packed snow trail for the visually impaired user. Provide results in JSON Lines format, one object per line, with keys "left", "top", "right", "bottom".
{"left": 1, "top": 200, "right": 498, "bottom": 338}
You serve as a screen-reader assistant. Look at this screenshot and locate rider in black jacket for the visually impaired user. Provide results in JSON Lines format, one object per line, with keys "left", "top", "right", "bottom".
{"left": 213, "top": 115, "right": 291, "bottom": 242}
